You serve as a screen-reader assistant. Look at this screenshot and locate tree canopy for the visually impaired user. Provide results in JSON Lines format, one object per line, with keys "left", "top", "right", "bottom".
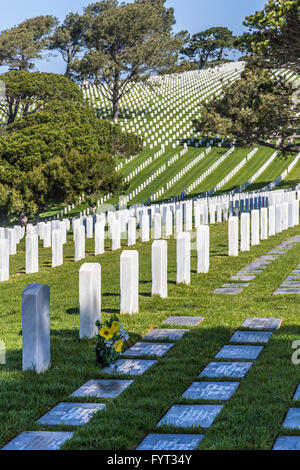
{"left": 72, "top": 0, "right": 181, "bottom": 119}
{"left": 0, "top": 71, "right": 83, "bottom": 125}
{"left": 0, "top": 16, "right": 58, "bottom": 71}
{"left": 193, "top": 67, "right": 300, "bottom": 153}
{"left": 238, "top": 0, "right": 300, "bottom": 73}
{"left": 48, "top": 13, "right": 86, "bottom": 78}
{"left": 0, "top": 97, "right": 141, "bottom": 216}
{"left": 181, "top": 27, "right": 235, "bottom": 69}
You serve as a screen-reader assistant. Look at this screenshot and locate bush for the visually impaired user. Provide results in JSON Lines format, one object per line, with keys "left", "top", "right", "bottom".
{"left": 0, "top": 99, "right": 142, "bottom": 216}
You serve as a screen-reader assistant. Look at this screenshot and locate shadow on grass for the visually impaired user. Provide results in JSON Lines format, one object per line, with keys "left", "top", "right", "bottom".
{"left": 66, "top": 308, "right": 79, "bottom": 315}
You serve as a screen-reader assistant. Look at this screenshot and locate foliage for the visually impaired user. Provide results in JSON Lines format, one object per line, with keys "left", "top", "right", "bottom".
{"left": 193, "top": 67, "right": 300, "bottom": 153}
{"left": 0, "top": 99, "right": 141, "bottom": 216}
{"left": 181, "top": 27, "right": 235, "bottom": 69}
{"left": 48, "top": 13, "right": 86, "bottom": 78}
{"left": 0, "top": 16, "right": 58, "bottom": 71}
{"left": 0, "top": 70, "right": 84, "bottom": 125}
{"left": 73, "top": 0, "right": 181, "bottom": 119}
{"left": 95, "top": 314, "right": 129, "bottom": 366}
{"left": 238, "top": 0, "right": 300, "bottom": 73}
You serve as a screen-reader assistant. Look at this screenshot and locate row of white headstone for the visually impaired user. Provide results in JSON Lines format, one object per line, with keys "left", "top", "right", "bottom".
{"left": 185, "top": 146, "right": 235, "bottom": 196}
{"left": 228, "top": 201, "right": 299, "bottom": 256}
{"left": 209, "top": 147, "right": 259, "bottom": 195}
{"left": 2, "top": 186, "right": 299, "bottom": 283}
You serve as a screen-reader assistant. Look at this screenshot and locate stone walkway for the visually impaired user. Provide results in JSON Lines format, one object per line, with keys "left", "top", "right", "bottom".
{"left": 136, "top": 316, "right": 282, "bottom": 450}
{"left": 1, "top": 315, "right": 286, "bottom": 451}
{"left": 214, "top": 234, "right": 300, "bottom": 295}
{"left": 1, "top": 316, "right": 204, "bottom": 451}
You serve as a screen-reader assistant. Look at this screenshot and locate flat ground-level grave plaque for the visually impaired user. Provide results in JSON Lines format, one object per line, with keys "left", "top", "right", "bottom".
{"left": 213, "top": 288, "right": 242, "bottom": 295}
{"left": 157, "top": 405, "right": 223, "bottom": 429}
{"left": 215, "top": 345, "right": 263, "bottom": 360}
{"left": 230, "top": 331, "right": 272, "bottom": 344}
{"left": 237, "top": 269, "right": 263, "bottom": 274}
{"left": 182, "top": 382, "right": 239, "bottom": 401}
{"left": 122, "top": 342, "right": 174, "bottom": 357}
{"left": 102, "top": 359, "right": 157, "bottom": 376}
{"left": 242, "top": 318, "right": 282, "bottom": 330}
{"left": 136, "top": 433, "right": 204, "bottom": 450}
{"left": 143, "top": 329, "right": 188, "bottom": 341}
{"left": 274, "top": 288, "right": 300, "bottom": 295}
{"left": 287, "top": 276, "right": 300, "bottom": 280}
{"left": 273, "top": 436, "right": 300, "bottom": 450}
{"left": 71, "top": 379, "right": 133, "bottom": 399}
{"left": 230, "top": 275, "right": 256, "bottom": 282}
{"left": 223, "top": 283, "right": 249, "bottom": 288}
{"left": 281, "top": 281, "right": 300, "bottom": 287}
{"left": 1, "top": 431, "right": 73, "bottom": 451}
{"left": 251, "top": 259, "right": 272, "bottom": 265}
{"left": 293, "top": 385, "right": 300, "bottom": 400}
{"left": 199, "top": 362, "right": 253, "bottom": 378}
{"left": 283, "top": 409, "right": 300, "bottom": 429}
{"left": 162, "top": 316, "right": 204, "bottom": 327}
{"left": 37, "top": 402, "right": 106, "bottom": 426}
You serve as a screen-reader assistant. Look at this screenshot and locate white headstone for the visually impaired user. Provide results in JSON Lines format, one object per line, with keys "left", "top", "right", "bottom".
{"left": 22, "top": 284, "right": 50, "bottom": 374}
{"left": 79, "top": 263, "right": 101, "bottom": 339}
{"left": 95, "top": 221, "right": 105, "bottom": 255}
{"left": 251, "top": 210, "right": 260, "bottom": 246}
{"left": 165, "top": 210, "right": 173, "bottom": 237}
{"left": 26, "top": 234, "right": 39, "bottom": 274}
{"left": 120, "top": 251, "right": 139, "bottom": 314}
{"left": 260, "top": 208, "right": 268, "bottom": 240}
{"left": 141, "top": 214, "right": 150, "bottom": 242}
{"left": 275, "top": 204, "right": 283, "bottom": 233}
{"left": 282, "top": 202, "right": 289, "bottom": 230}
{"left": 176, "top": 232, "right": 190, "bottom": 284}
{"left": 153, "top": 213, "right": 162, "bottom": 239}
{"left": 0, "top": 238, "right": 9, "bottom": 281}
{"left": 228, "top": 216, "right": 239, "bottom": 256}
{"left": 112, "top": 219, "right": 121, "bottom": 251}
{"left": 196, "top": 225, "right": 209, "bottom": 273}
{"left": 240, "top": 212, "right": 250, "bottom": 252}
{"left": 268, "top": 206, "right": 276, "bottom": 236}
{"left": 52, "top": 230, "right": 63, "bottom": 267}
{"left": 152, "top": 240, "right": 168, "bottom": 298}
{"left": 86, "top": 216, "right": 94, "bottom": 239}
{"left": 128, "top": 217, "right": 136, "bottom": 247}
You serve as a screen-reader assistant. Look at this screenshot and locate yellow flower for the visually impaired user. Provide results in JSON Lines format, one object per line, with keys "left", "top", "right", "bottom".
{"left": 114, "top": 339, "right": 123, "bottom": 353}
{"left": 100, "top": 326, "right": 113, "bottom": 341}
{"left": 111, "top": 321, "right": 120, "bottom": 334}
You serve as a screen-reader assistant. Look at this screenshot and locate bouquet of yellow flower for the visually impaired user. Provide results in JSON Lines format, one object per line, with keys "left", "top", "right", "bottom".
{"left": 95, "top": 314, "right": 128, "bottom": 367}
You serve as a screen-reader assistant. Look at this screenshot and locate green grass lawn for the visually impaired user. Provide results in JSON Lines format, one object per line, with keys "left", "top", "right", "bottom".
{"left": 246, "top": 153, "right": 296, "bottom": 192}
{"left": 1, "top": 222, "right": 300, "bottom": 450}
{"left": 216, "top": 147, "right": 275, "bottom": 194}
{"left": 276, "top": 159, "right": 300, "bottom": 190}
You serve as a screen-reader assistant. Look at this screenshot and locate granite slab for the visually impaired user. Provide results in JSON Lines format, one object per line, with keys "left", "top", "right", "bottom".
{"left": 71, "top": 379, "right": 133, "bottom": 398}
{"left": 157, "top": 405, "right": 223, "bottom": 429}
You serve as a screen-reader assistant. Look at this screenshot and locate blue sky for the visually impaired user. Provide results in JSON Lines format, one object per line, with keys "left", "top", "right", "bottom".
{"left": 0, "top": 0, "right": 267, "bottom": 74}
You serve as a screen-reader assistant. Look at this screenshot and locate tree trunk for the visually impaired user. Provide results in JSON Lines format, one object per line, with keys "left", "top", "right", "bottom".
{"left": 218, "top": 48, "right": 223, "bottom": 61}
{"left": 7, "top": 102, "right": 19, "bottom": 125}
{"left": 112, "top": 70, "right": 120, "bottom": 121}
{"left": 65, "top": 50, "right": 73, "bottom": 79}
